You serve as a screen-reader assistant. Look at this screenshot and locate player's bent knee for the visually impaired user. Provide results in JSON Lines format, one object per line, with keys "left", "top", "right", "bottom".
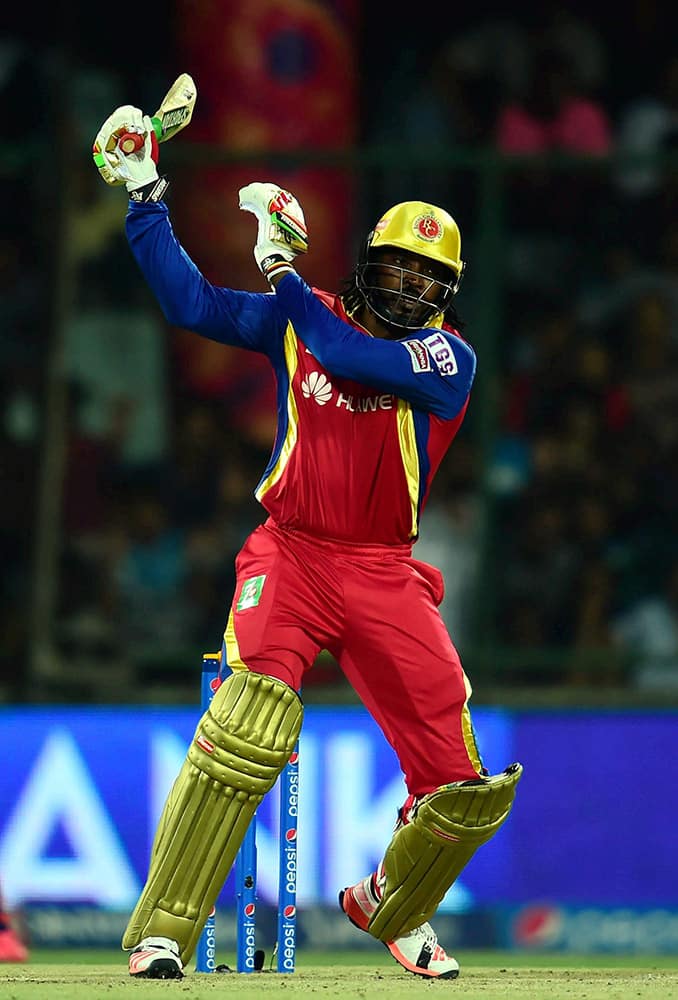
{"left": 122, "top": 671, "right": 303, "bottom": 964}
{"left": 191, "top": 669, "right": 302, "bottom": 791}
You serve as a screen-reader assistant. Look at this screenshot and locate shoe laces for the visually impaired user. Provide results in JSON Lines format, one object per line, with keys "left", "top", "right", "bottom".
{"left": 404, "top": 924, "right": 450, "bottom": 964}
{"left": 402, "top": 921, "right": 437, "bottom": 949}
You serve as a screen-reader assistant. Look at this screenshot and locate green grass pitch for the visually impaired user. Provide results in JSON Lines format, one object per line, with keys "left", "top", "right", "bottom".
{"left": 0, "top": 949, "right": 677, "bottom": 999}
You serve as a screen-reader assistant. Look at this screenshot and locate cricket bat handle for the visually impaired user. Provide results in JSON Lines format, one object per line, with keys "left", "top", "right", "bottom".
{"left": 117, "top": 73, "right": 196, "bottom": 156}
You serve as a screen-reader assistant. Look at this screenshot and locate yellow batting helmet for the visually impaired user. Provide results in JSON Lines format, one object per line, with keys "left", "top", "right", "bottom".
{"left": 368, "top": 201, "right": 465, "bottom": 286}
{"left": 351, "top": 201, "right": 466, "bottom": 330}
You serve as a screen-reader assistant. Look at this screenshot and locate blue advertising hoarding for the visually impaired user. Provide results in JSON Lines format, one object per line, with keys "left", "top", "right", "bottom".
{"left": 0, "top": 705, "right": 675, "bottom": 918}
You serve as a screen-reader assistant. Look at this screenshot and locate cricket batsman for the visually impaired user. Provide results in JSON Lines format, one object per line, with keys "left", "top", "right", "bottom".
{"left": 93, "top": 101, "right": 522, "bottom": 981}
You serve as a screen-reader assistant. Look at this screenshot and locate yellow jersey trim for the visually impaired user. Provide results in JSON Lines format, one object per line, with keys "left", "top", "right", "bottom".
{"left": 255, "top": 322, "right": 300, "bottom": 502}
{"left": 460, "top": 671, "right": 483, "bottom": 773}
{"left": 223, "top": 610, "right": 248, "bottom": 671}
{"left": 396, "top": 399, "right": 419, "bottom": 539}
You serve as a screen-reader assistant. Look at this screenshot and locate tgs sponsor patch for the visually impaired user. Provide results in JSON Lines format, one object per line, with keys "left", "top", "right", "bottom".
{"left": 422, "top": 332, "right": 458, "bottom": 376}
{"left": 402, "top": 339, "right": 432, "bottom": 373}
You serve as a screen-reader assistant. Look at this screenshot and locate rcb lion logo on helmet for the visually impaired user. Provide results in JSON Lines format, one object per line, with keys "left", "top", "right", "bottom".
{"left": 413, "top": 213, "right": 444, "bottom": 243}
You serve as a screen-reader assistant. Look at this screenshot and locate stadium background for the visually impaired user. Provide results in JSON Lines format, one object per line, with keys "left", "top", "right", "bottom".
{"left": 1, "top": 0, "right": 677, "bottom": 956}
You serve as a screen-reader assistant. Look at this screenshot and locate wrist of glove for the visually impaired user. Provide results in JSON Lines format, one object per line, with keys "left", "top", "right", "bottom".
{"left": 238, "top": 183, "right": 308, "bottom": 282}
{"left": 93, "top": 105, "right": 168, "bottom": 201}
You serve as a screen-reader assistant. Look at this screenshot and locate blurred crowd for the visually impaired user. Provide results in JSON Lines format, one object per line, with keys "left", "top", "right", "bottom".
{"left": 2, "top": 3, "right": 677, "bottom": 701}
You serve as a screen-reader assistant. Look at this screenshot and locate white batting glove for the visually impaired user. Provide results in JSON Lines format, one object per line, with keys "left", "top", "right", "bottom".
{"left": 238, "top": 182, "right": 308, "bottom": 282}
{"left": 92, "top": 106, "right": 168, "bottom": 202}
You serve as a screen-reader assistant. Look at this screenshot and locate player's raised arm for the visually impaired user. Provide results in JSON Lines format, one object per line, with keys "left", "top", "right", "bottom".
{"left": 238, "top": 183, "right": 475, "bottom": 420}
{"left": 238, "top": 182, "right": 309, "bottom": 279}
{"left": 275, "top": 273, "right": 475, "bottom": 420}
{"left": 92, "top": 105, "right": 283, "bottom": 354}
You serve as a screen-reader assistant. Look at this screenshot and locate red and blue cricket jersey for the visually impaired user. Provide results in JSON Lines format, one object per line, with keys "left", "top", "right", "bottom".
{"left": 126, "top": 202, "right": 476, "bottom": 546}
{"left": 126, "top": 201, "right": 484, "bottom": 793}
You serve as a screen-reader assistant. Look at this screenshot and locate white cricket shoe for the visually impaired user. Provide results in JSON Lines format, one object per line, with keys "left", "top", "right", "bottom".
{"left": 128, "top": 936, "right": 184, "bottom": 979}
{"left": 386, "top": 922, "right": 460, "bottom": 979}
{"left": 340, "top": 874, "right": 460, "bottom": 980}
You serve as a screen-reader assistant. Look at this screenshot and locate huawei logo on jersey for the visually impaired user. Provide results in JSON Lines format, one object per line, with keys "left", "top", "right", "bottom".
{"left": 301, "top": 371, "right": 333, "bottom": 405}
{"left": 300, "top": 370, "right": 394, "bottom": 412}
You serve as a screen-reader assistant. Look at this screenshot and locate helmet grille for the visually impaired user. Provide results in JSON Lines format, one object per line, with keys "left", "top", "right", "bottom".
{"left": 355, "top": 256, "right": 459, "bottom": 330}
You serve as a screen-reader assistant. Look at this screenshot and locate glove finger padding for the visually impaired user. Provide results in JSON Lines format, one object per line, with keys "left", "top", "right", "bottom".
{"left": 93, "top": 107, "right": 158, "bottom": 189}
{"left": 239, "top": 182, "right": 308, "bottom": 277}
{"left": 93, "top": 105, "right": 143, "bottom": 186}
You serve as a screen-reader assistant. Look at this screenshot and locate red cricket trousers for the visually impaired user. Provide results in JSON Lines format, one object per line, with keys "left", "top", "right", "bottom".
{"left": 225, "top": 518, "right": 482, "bottom": 795}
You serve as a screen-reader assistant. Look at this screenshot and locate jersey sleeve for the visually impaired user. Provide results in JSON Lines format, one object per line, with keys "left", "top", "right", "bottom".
{"left": 125, "top": 201, "right": 284, "bottom": 355}
{"left": 274, "top": 272, "right": 476, "bottom": 419}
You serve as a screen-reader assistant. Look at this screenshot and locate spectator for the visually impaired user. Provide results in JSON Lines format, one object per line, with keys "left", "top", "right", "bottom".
{"left": 495, "top": 46, "right": 612, "bottom": 157}
{"left": 498, "top": 490, "right": 580, "bottom": 652}
{"left": 109, "top": 492, "right": 197, "bottom": 675}
{"left": 494, "top": 43, "right": 613, "bottom": 295}
{"left": 64, "top": 253, "right": 170, "bottom": 475}
{"left": 414, "top": 439, "right": 480, "bottom": 650}
{"left": 614, "top": 54, "right": 678, "bottom": 205}
{"left": 365, "top": 40, "right": 499, "bottom": 215}
{"left": 577, "top": 220, "right": 678, "bottom": 345}
{"left": 0, "top": 881, "right": 27, "bottom": 962}
{"left": 611, "top": 562, "right": 678, "bottom": 691}
{"left": 619, "top": 292, "right": 678, "bottom": 455}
